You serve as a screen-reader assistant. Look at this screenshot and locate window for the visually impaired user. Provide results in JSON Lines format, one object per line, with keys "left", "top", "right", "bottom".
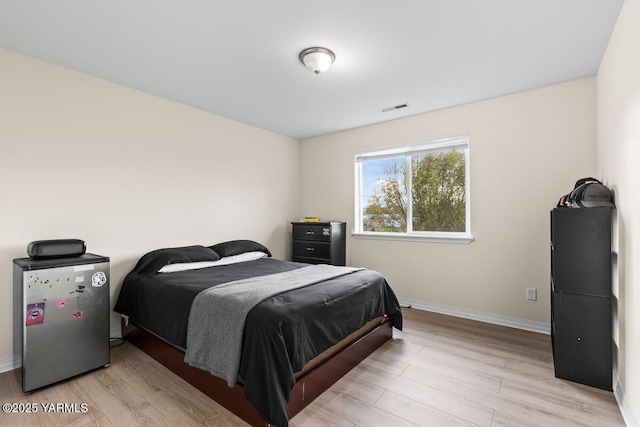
{"left": 354, "top": 135, "right": 472, "bottom": 243}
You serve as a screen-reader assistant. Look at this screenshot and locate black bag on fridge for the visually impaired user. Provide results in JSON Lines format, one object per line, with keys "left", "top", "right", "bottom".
{"left": 27, "top": 239, "right": 86, "bottom": 259}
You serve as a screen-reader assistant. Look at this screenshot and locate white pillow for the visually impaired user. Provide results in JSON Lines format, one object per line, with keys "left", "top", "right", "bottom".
{"left": 158, "top": 251, "right": 268, "bottom": 273}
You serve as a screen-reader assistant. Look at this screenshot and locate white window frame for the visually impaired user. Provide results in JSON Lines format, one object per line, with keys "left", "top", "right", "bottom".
{"left": 353, "top": 135, "right": 473, "bottom": 244}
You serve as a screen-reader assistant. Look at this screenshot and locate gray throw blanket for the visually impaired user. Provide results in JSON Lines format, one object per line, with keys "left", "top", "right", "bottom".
{"left": 184, "top": 264, "right": 362, "bottom": 386}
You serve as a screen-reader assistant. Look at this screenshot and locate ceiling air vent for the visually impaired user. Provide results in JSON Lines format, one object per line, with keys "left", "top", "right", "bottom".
{"left": 381, "top": 103, "right": 410, "bottom": 113}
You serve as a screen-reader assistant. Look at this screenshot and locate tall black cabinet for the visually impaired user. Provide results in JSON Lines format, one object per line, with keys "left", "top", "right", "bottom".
{"left": 550, "top": 207, "right": 612, "bottom": 391}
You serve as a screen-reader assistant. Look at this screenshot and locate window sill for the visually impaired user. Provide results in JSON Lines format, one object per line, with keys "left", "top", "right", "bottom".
{"left": 351, "top": 232, "right": 474, "bottom": 244}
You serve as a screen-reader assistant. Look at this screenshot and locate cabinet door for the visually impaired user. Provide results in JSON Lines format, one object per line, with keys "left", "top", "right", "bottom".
{"left": 551, "top": 208, "right": 611, "bottom": 296}
{"left": 552, "top": 292, "right": 612, "bottom": 391}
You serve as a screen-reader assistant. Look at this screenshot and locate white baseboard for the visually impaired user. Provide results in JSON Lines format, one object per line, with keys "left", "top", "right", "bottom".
{"left": 614, "top": 371, "right": 639, "bottom": 427}
{"left": 0, "top": 326, "right": 124, "bottom": 375}
{"left": 398, "top": 297, "right": 551, "bottom": 334}
{"left": 0, "top": 354, "right": 19, "bottom": 374}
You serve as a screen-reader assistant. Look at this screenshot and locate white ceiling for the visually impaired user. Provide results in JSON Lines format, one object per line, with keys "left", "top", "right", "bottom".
{"left": 0, "top": 1, "right": 624, "bottom": 139}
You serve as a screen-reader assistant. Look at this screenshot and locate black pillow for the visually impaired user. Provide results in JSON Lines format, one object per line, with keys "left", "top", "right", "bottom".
{"left": 134, "top": 245, "right": 220, "bottom": 276}
{"left": 209, "top": 240, "right": 271, "bottom": 258}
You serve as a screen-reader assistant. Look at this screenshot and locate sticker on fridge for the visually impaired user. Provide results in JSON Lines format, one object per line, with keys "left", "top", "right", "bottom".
{"left": 25, "top": 303, "right": 45, "bottom": 326}
{"left": 91, "top": 272, "right": 107, "bottom": 287}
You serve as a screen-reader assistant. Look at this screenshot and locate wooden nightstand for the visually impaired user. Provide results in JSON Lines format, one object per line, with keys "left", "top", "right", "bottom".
{"left": 291, "top": 221, "right": 346, "bottom": 266}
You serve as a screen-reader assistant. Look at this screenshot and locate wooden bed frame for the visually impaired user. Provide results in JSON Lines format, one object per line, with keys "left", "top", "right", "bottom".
{"left": 124, "top": 318, "right": 392, "bottom": 427}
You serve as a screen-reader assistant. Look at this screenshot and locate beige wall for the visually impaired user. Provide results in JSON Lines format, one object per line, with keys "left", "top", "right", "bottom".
{"left": 597, "top": 0, "right": 640, "bottom": 424}
{"left": 300, "top": 78, "right": 597, "bottom": 326}
{"left": 0, "top": 48, "right": 300, "bottom": 364}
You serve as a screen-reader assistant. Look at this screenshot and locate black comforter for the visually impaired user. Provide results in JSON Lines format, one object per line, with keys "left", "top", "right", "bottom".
{"left": 114, "top": 257, "right": 402, "bottom": 426}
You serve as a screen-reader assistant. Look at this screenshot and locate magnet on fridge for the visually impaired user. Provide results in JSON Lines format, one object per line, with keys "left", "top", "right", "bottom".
{"left": 72, "top": 310, "right": 83, "bottom": 320}
{"left": 26, "top": 303, "right": 45, "bottom": 326}
{"left": 56, "top": 299, "right": 68, "bottom": 309}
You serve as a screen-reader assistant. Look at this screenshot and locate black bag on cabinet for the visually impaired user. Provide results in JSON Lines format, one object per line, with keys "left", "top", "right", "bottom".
{"left": 557, "top": 177, "right": 614, "bottom": 208}
{"left": 569, "top": 182, "right": 614, "bottom": 208}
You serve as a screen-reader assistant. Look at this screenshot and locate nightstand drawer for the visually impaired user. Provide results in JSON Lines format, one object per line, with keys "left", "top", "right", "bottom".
{"left": 292, "top": 241, "right": 330, "bottom": 259}
{"left": 292, "top": 225, "right": 331, "bottom": 242}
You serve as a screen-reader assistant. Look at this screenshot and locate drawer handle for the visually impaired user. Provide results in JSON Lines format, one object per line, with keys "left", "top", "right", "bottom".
{"left": 306, "top": 247, "right": 315, "bottom": 251}
{"left": 306, "top": 231, "right": 315, "bottom": 235}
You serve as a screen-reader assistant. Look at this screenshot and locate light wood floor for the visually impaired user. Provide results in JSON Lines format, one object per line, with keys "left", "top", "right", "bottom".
{"left": 0, "top": 308, "right": 625, "bottom": 427}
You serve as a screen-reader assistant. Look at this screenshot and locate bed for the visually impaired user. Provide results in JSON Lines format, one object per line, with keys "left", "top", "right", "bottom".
{"left": 114, "top": 241, "right": 403, "bottom": 427}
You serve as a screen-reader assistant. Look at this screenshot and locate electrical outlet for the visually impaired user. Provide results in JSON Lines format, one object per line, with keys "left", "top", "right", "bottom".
{"left": 527, "top": 287, "right": 537, "bottom": 301}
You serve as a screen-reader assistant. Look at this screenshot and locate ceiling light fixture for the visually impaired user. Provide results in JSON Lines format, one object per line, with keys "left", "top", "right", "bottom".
{"left": 299, "top": 47, "right": 335, "bottom": 75}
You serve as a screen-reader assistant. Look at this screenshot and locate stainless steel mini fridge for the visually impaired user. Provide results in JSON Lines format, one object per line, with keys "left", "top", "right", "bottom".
{"left": 13, "top": 254, "right": 110, "bottom": 391}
